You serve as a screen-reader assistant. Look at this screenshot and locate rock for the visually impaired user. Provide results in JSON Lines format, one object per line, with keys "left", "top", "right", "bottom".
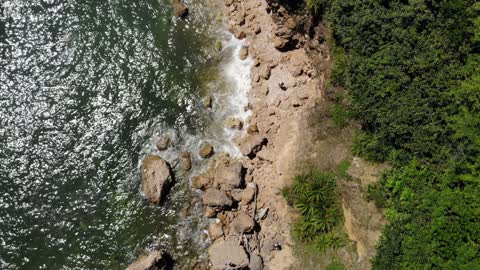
{"left": 230, "top": 211, "right": 255, "bottom": 234}
{"left": 247, "top": 124, "right": 259, "bottom": 134}
{"left": 239, "top": 46, "right": 248, "bottom": 60}
{"left": 224, "top": 0, "right": 234, "bottom": 6}
{"left": 171, "top": 0, "right": 188, "bottom": 18}
{"left": 214, "top": 161, "right": 243, "bottom": 191}
{"left": 142, "top": 156, "right": 172, "bottom": 205}
{"left": 204, "top": 206, "right": 217, "bottom": 218}
{"left": 208, "top": 239, "right": 249, "bottom": 270}
{"left": 230, "top": 189, "right": 244, "bottom": 202}
{"left": 260, "top": 65, "right": 271, "bottom": 80}
{"left": 234, "top": 30, "right": 246, "bottom": 39}
{"left": 248, "top": 253, "right": 264, "bottom": 270}
{"left": 254, "top": 26, "right": 261, "bottom": 34}
{"left": 239, "top": 135, "right": 267, "bottom": 157}
{"left": 179, "top": 152, "right": 192, "bottom": 171}
{"left": 208, "top": 221, "right": 224, "bottom": 241}
{"left": 202, "top": 188, "right": 233, "bottom": 209}
{"left": 241, "top": 185, "right": 255, "bottom": 204}
{"left": 192, "top": 173, "right": 213, "bottom": 190}
{"left": 156, "top": 135, "right": 170, "bottom": 151}
{"left": 253, "top": 74, "right": 260, "bottom": 82}
{"left": 225, "top": 117, "right": 243, "bottom": 130}
{"left": 291, "top": 68, "right": 303, "bottom": 77}
{"left": 203, "top": 96, "right": 213, "bottom": 109}
{"left": 257, "top": 207, "right": 269, "bottom": 221}
{"left": 215, "top": 40, "right": 223, "bottom": 51}
{"left": 127, "top": 251, "right": 173, "bottom": 270}
{"left": 199, "top": 143, "right": 214, "bottom": 158}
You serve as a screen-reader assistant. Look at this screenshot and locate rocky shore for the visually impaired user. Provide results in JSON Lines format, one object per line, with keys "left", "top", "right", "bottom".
{"left": 129, "top": 0, "right": 383, "bottom": 269}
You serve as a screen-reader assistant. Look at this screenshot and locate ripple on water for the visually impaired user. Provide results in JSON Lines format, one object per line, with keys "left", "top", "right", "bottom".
{"left": 0, "top": 0, "right": 231, "bottom": 269}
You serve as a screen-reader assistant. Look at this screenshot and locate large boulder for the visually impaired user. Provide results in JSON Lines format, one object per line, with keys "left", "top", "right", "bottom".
{"left": 208, "top": 239, "right": 249, "bottom": 270}
{"left": 230, "top": 211, "right": 255, "bottom": 235}
{"left": 214, "top": 161, "right": 243, "bottom": 191}
{"left": 127, "top": 251, "right": 173, "bottom": 270}
{"left": 142, "top": 156, "right": 172, "bottom": 204}
{"left": 202, "top": 188, "right": 233, "bottom": 209}
{"left": 171, "top": 0, "right": 188, "bottom": 18}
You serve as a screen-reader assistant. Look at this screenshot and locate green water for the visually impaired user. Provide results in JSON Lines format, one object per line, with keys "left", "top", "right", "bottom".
{"left": 0, "top": 0, "right": 228, "bottom": 268}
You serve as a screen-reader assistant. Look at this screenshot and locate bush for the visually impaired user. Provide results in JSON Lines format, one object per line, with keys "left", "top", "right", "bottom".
{"left": 330, "top": 104, "right": 352, "bottom": 128}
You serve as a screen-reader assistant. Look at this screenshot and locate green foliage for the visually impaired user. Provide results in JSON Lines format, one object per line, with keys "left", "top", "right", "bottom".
{"left": 337, "top": 159, "right": 351, "bottom": 180}
{"left": 305, "top": 0, "right": 328, "bottom": 14}
{"left": 330, "top": 104, "right": 352, "bottom": 128}
{"left": 325, "top": 0, "right": 480, "bottom": 269}
{"left": 282, "top": 170, "right": 344, "bottom": 251}
{"left": 325, "top": 259, "right": 346, "bottom": 270}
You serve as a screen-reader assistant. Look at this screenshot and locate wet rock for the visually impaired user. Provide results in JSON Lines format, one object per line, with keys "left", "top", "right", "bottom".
{"left": 203, "top": 96, "right": 213, "bottom": 109}
{"left": 215, "top": 40, "right": 223, "bottom": 52}
{"left": 156, "top": 135, "right": 170, "bottom": 151}
{"left": 202, "top": 188, "right": 233, "bottom": 209}
{"left": 192, "top": 173, "right": 213, "bottom": 190}
{"left": 127, "top": 250, "right": 173, "bottom": 270}
{"left": 230, "top": 211, "right": 255, "bottom": 234}
{"left": 208, "top": 221, "right": 224, "bottom": 241}
{"left": 179, "top": 151, "right": 192, "bottom": 171}
{"left": 208, "top": 239, "right": 249, "bottom": 270}
{"left": 142, "top": 156, "right": 172, "bottom": 205}
{"left": 214, "top": 161, "right": 243, "bottom": 191}
{"left": 239, "top": 46, "right": 249, "bottom": 60}
{"left": 248, "top": 253, "right": 264, "bottom": 270}
{"left": 225, "top": 117, "right": 243, "bottom": 130}
{"left": 239, "top": 135, "right": 267, "bottom": 158}
{"left": 199, "top": 143, "right": 214, "bottom": 158}
{"left": 171, "top": 0, "right": 188, "bottom": 18}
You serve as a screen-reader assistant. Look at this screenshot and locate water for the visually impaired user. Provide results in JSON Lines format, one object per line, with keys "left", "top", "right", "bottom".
{"left": 0, "top": 0, "right": 251, "bottom": 269}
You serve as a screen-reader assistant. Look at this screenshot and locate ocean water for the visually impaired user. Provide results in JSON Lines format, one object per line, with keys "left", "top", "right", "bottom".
{"left": 0, "top": 0, "right": 251, "bottom": 269}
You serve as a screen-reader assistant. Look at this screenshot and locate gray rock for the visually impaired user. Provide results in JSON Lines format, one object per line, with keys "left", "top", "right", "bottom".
{"left": 230, "top": 211, "right": 255, "bottom": 234}
{"left": 208, "top": 239, "right": 249, "bottom": 270}
{"left": 156, "top": 135, "right": 170, "bottom": 151}
{"left": 127, "top": 250, "right": 172, "bottom": 270}
{"left": 202, "top": 188, "right": 233, "bottom": 209}
{"left": 142, "top": 156, "right": 172, "bottom": 205}
{"left": 248, "top": 253, "right": 264, "bottom": 270}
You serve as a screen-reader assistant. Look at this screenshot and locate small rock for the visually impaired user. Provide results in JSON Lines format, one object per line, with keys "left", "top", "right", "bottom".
{"left": 254, "top": 26, "right": 261, "bottom": 34}
{"left": 239, "top": 135, "right": 267, "bottom": 158}
{"left": 208, "top": 221, "right": 224, "bottom": 241}
{"left": 192, "top": 173, "right": 212, "bottom": 190}
{"left": 204, "top": 206, "right": 217, "bottom": 218}
{"left": 257, "top": 207, "right": 269, "bottom": 221}
{"left": 208, "top": 239, "right": 249, "bottom": 270}
{"left": 239, "top": 46, "right": 249, "bottom": 60}
{"left": 202, "top": 188, "right": 233, "bottom": 209}
{"left": 291, "top": 68, "right": 303, "bottom": 77}
{"left": 179, "top": 151, "right": 192, "bottom": 171}
{"left": 214, "top": 40, "right": 223, "bottom": 51}
{"left": 248, "top": 253, "right": 264, "bottom": 270}
{"left": 234, "top": 30, "right": 246, "bottom": 39}
{"left": 225, "top": 117, "right": 243, "bottom": 130}
{"left": 142, "top": 156, "right": 172, "bottom": 205}
{"left": 127, "top": 251, "right": 173, "bottom": 270}
{"left": 230, "top": 211, "right": 255, "bottom": 234}
{"left": 203, "top": 96, "right": 213, "bottom": 109}
{"left": 253, "top": 74, "right": 260, "bottom": 82}
{"left": 171, "top": 0, "right": 188, "bottom": 18}
{"left": 224, "top": 0, "right": 234, "bottom": 6}
{"left": 260, "top": 65, "right": 271, "bottom": 80}
{"left": 241, "top": 186, "right": 255, "bottom": 204}
{"left": 247, "top": 124, "right": 258, "bottom": 134}
{"left": 156, "top": 135, "right": 170, "bottom": 151}
{"left": 199, "top": 143, "right": 214, "bottom": 158}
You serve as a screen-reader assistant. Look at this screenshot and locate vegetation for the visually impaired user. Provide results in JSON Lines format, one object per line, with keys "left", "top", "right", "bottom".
{"left": 320, "top": 0, "right": 480, "bottom": 269}
{"left": 282, "top": 171, "right": 346, "bottom": 252}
